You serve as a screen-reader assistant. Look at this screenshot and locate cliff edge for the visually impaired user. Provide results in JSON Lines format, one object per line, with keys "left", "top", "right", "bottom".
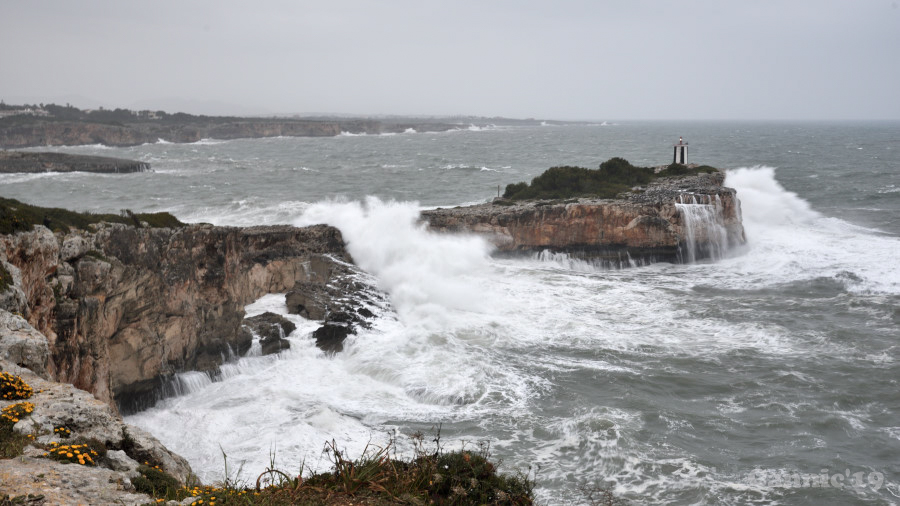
{"left": 0, "top": 220, "right": 372, "bottom": 413}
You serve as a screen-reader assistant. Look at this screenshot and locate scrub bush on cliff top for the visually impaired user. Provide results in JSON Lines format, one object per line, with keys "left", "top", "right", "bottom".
{"left": 503, "top": 157, "right": 718, "bottom": 201}
{"left": 503, "top": 158, "right": 653, "bottom": 200}
{"left": 0, "top": 196, "right": 184, "bottom": 234}
{"left": 133, "top": 430, "right": 535, "bottom": 505}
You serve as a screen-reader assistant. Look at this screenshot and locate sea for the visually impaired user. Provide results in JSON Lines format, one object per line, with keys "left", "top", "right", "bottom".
{"left": 3, "top": 121, "right": 898, "bottom": 505}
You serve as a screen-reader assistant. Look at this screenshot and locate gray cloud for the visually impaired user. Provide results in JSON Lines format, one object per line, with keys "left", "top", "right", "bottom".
{"left": 1, "top": 0, "right": 898, "bottom": 119}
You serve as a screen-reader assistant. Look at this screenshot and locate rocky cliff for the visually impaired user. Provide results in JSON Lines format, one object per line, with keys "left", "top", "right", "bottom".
{"left": 422, "top": 172, "right": 745, "bottom": 265}
{"left": 0, "top": 222, "right": 365, "bottom": 413}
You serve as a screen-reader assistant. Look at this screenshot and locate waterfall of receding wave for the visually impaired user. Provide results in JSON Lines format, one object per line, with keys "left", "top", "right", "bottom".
{"left": 675, "top": 194, "right": 729, "bottom": 263}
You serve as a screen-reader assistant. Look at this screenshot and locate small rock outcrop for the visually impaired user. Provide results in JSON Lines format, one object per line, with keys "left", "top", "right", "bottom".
{"left": 242, "top": 312, "right": 296, "bottom": 355}
{"left": 422, "top": 172, "right": 745, "bottom": 265}
{"left": 285, "top": 257, "right": 382, "bottom": 353}
{"left": 0, "top": 151, "right": 150, "bottom": 174}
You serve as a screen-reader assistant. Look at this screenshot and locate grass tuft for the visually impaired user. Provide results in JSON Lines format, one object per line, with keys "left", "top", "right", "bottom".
{"left": 0, "top": 263, "right": 11, "bottom": 292}
{"left": 131, "top": 429, "right": 534, "bottom": 505}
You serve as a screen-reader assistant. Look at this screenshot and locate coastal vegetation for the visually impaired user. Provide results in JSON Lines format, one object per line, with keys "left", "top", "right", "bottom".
{"left": 0, "top": 196, "right": 183, "bottom": 234}
{"left": 0, "top": 373, "right": 35, "bottom": 459}
{"left": 1, "top": 369, "right": 533, "bottom": 504}
{"left": 502, "top": 157, "right": 719, "bottom": 201}
{"left": 130, "top": 433, "right": 534, "bottom": 505}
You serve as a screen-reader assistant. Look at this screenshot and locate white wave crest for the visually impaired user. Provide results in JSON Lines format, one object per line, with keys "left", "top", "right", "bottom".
{"left": 722, "top": 166, "right": 900, "bottom": 294}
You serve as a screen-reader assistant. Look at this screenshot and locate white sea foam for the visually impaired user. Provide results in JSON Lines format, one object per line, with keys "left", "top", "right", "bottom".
{"left": 721, "top": 166, "right": 900, "bottom": 294}
{"left": 191, "top": 138, "right": 228, "bottom": 145}
{"left": 0, "top": 171, "right": 69, "bottom": 184}
{"left": 181, "top": 200, "right": 309, "bottom": 227}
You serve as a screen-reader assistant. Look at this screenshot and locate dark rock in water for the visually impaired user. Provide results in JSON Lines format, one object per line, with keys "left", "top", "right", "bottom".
{"left": 0, "top": 150, "right": 150, "bottom": 173}
{"left": 313, "top": 324, "right": 352, "bottom": 353}
{"left": 242, "top": 311, "right": 295, "bottom": 356}
{"left": 261, "top": 336, "right": 290, "bottom": 355}
{"left": 283, "top": 257, "right": 381, "bottom": 352}
{"left": 243, "top": 311, "right": 297, "bottom": 340}
{"left": 326, "top": 310, "right": 356, "bottom": 324}
{"left": 237, "top": 326, "right": 254, "bottom": 355}
{"left": 310, "top": 303, "right": 380, "bottom": 353}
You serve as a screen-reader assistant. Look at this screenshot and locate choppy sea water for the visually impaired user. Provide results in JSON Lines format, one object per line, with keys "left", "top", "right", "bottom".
{"left": 3, "top": 122, "right": 899, "bottom": 505}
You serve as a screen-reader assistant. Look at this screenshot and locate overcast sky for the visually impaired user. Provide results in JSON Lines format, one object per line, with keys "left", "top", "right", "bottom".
{"left": 2, "top": 1, "right": 899, "bottom": 120}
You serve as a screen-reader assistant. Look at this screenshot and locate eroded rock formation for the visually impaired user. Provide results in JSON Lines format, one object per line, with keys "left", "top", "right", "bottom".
{"left": 242, "top": 312, "right": 295, "bottom": 355}
{"left": 0, "top": 222, "right": 363, "bottom": 413}
{"left": 422, "top": 172, "right": 745, "bottom": 265}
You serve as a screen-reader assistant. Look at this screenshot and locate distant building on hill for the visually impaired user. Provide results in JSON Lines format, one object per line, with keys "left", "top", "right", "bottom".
{"left": 0, "top": 107, "right": 51, "bottom": 118}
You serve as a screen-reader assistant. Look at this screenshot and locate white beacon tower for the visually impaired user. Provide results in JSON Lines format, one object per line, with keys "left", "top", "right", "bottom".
{"left": 673, "top": 136, "right": 688, "bottom": 164}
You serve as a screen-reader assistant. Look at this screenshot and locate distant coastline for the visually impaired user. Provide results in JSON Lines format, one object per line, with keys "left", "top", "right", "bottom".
{"left": 0, "top": 103, "right": 571, "bottom": 149}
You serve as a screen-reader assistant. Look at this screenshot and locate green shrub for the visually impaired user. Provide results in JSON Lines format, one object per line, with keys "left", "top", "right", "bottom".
{"left": 0, "top": 264, "right": 11, "bottom": 293}
{"left": 656, "top": 163, "right": 719, "bottom": 178}
{"left": 504, "top": 158, "right": 650, "bottom": 201}
{"left": 132, "top": 464, "right": 183, "bottom": 500}
{"left": 0, "top": 197, "right": 184, "bottom": 234}
{"left": 0, "top": 422, "right": 33, "bottom": 459}
{"left": 503, "top": 157, "right": 719, "bottom": 201}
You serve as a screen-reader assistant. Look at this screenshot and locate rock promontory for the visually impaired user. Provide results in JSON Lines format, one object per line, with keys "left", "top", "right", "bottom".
{"left": 423, "top": 169, "right": 745, "bottom": 265}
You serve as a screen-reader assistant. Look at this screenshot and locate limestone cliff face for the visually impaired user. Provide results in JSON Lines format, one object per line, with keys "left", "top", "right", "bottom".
{"left": 422, "top": 172, "right": 745, "bottom": 264}
{"left": 0, "top": 223, "right": 351, "bottom": 412}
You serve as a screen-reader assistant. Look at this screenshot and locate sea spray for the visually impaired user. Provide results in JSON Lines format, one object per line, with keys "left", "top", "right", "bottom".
{"left": 723, "top": 166, "right": 900, "bottom": 294}
{"left": 296, "top": 197, "right": 497, "bottom": 325}
{"left": 675, "top": 194, "right": 729, "bottom": 263}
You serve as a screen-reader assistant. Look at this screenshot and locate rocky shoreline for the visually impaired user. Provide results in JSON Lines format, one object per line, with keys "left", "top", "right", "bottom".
{"left": 0, "top": 215, "right": 390, "bottom": 503}
{"left": 0, "top": 170, "right": 745, "bottom": 502}
{"left": 423, "top": 172, "right": 745, "bottom": 265}
{"left": 0, "top": 221, "right": 382, "bottom": 413}
{"left": 0, "top": 118, "right": 462, "bottom": 149}
{"left": 0, "top": 150, "right": 150, "bottom": 174}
